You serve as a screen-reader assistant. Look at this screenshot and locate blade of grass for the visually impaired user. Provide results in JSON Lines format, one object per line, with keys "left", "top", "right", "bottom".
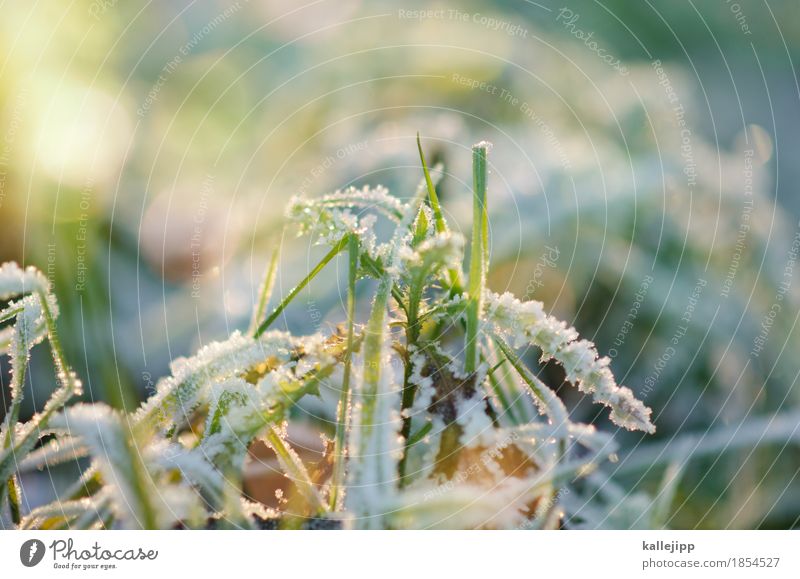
{"left": 615, "top": 410, "right": 800, "bottom": 474}
{"left": 398, "top": 274, "right": 424, "bottom": 484}
{"left": 6, "top": 476, "right": 21, "bottom": 524}
{"left": 493, "top": 334, "right": 569, "bottom": 463}
{"left": 465, "top": 142, "right": 490, "bottom": 374}
{"left": 406, "top": 421, "right": 433, "bottom": 448}
{"left": 359, "top": 253, "right": 408, "bottom": 318}
{"left": 353, "top": 179, "right": 429, "bottom": 522}
{"left": 329, "top": 234, "right": 358, "bottom": 511}
{"left": 482, "top": 339, "right": 535, "bottom": 425}
{"left": 0, "top": 291, "right": 82, "bottom": 484}
{"left": 417, "top": 133, "right": 446, "bottom": 235}
{"left": 19, "top": 437, "right": 89, "bottom": 472}
{"left": 19, "top": 493, "right": 110, "bottom": 530}
{"left": 3, "top": 308, "right": 31, "bottom": 525}
{"left": 483, "top": 350, "right": 518, "bottom": 425}
{"left": 263, "top": 426, "right": 326, "bottom": 514}
{"left": 416, "top": 133, "right": 463, "bottom": 294}
{"left": 63, "top": 465, "right": 103, "bottom": 501}
{"left": 52, "top": 406, "right": 159, "bottom": 529}
{"left": 255, "top": 234, "right": 350, "bottom": 337}
{"left": 650, "top": 459, "right": 687, "bottom": 528}
{"left": 37, "top": 289, "right": 82, "bottom": 396}
{"left": 492, "top": 334, "right": 569, "bottom": 428}
{"left": 249, "top": 237, "right": 282, "bottom": 336}
{"left": 0, "top": 305, "right": 23, "bottom": 324}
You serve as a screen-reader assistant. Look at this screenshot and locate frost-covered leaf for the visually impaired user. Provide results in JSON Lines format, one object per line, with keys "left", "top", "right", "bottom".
{"left": 0, "top": 262, "right": 49, "bottom": 300}
{"left": 134, "top": 330, "right": 295, "bottom": 431}
{"left": 19, "top": 436, "right": 88, "bottom": 471}
{"left": 290, "top": 185, "right": 406, "bottom": 222}
{"left": 287, "top": 188, "right": 395, "bottom": 261}
{"left": 262, "top": 424, "right": 326, "bottom": 513}
{"left": 19, "top": 489, "right": 113, "bottom": 530}
{"left": 486, "top": 291, "right": 654, "bottom": 433}
{"left": 1, "top": 291, "right": 59, "bottom": 454}
{"left": 147, "top": 440, "right": 224, "bottom": 505}
{"left": 346, "top": 346, "right": 404, "bottom": 526}
{"left": 386, "top": 478, "right": 540, "bottom": 529}
{"left": 399, "top": 231, "right": 465, "bottom": 287}
{"left": 199, "top": 378, "right": 264, "bottom": 470}
{"left": 52, "top": 404, "right": 166, "bottom": 529}
{"left": 0, "top": 370, "right": 80, "bottom": 483}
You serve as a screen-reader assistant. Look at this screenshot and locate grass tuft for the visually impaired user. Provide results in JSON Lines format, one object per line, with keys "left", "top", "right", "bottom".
{"left": 0, "top": 138, "right": 663, "bottom": 530}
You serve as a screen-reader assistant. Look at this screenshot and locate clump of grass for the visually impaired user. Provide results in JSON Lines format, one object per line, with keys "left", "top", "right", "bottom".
{"left": 1, "top": 137, "right": 654, "bottom": 530}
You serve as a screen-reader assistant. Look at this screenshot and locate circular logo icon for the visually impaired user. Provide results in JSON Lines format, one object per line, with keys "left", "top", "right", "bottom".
{"left": 20, "top": 539, "right": 46, "bottom": 567}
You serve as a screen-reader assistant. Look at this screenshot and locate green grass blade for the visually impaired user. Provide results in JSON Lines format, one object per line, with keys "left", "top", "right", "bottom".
{"left": 650, "top": 460, "right": 687, "bottom": 528}
{"left": 37, "top": 289, "right": 83, "bottom": 396}
{"left": 263, "top": 426, "right": 326, "bottom": 513}
{"left": 350, "top": 178, "right": 429, "bottom": 526}
{"left": 0, "top": 305, "right": 23, "bottom": 324}
{"left": 492, "top": 334, "right": 569, "bottom": 427}
{"left": 6, "top": 476, "right": 21, "bottom": 524}
{"left": 255, "top": 234, "right": 349, "bottom": 337}
{"left": 417, "top": 133, "right": 446, "bottom": 235}
{"left": 53, "top": 405, "right": 159, "bottom": 529}
{"left": 0, "top": 290, "right": 81, "bottom": 487}
{"left": 465, "top": 142, "right": 490, "bottom": 374}
{"left": 249, "top": 237, "right": 282, "bottom": 336}
{"left": 416, "top": 133, "right": 463, "bottom": 293}
{"left": 3, "top": 308, "right": 31, "bottom": 524}
{"left": 483, "top": 352, "right": 518, "bottom": 425}
{"left": 329, "top": 234, "right": 358, "bottom": 511}
{"left": 358, "top": 253, "right": 408, "bottom": 316}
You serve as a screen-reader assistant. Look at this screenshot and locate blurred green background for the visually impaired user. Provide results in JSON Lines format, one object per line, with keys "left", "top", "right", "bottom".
{"left": 1, "top": 0, "right": 799, "bottom": 528}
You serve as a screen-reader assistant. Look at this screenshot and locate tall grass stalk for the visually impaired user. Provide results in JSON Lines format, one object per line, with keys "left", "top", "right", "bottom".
{"left": 329, "top": 235, "right": 358, "bottom": 510}
{"left": 465, "top": 142, "right": 489, "bottom": 374}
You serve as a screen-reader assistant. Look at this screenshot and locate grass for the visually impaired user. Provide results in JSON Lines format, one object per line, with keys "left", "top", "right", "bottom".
{"left": 0, "top": 137, "right": 660, "bottom": 530}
